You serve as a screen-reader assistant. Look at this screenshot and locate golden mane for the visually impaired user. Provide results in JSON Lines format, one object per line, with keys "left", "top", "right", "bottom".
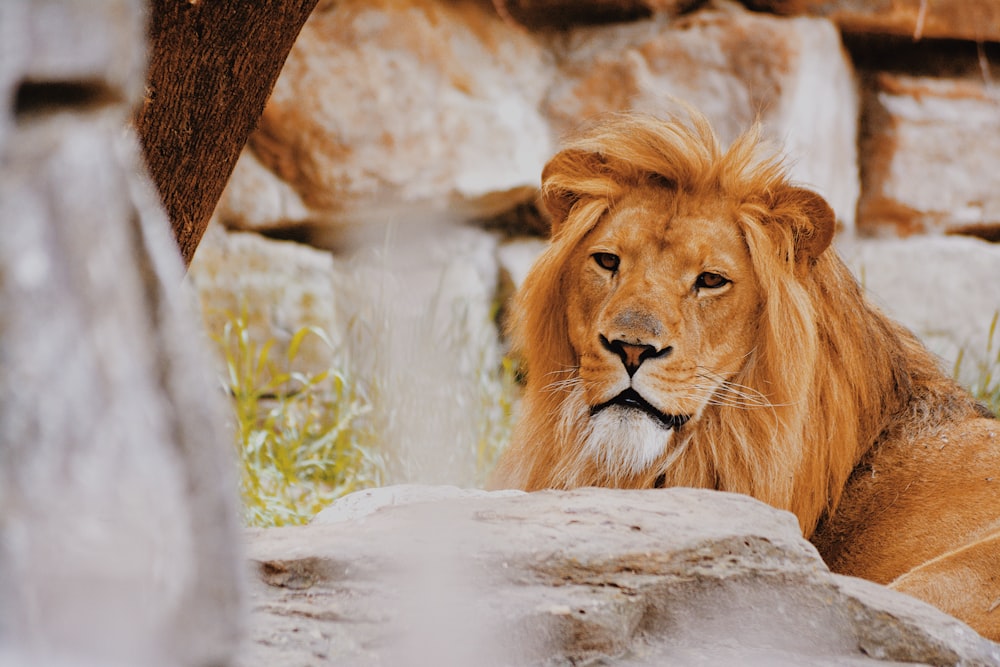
{"left": 493, "top": 112, "right": 984, "bottom": 539}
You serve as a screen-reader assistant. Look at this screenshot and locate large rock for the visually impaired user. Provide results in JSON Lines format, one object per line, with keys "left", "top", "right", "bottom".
{"left": 744, "top": 0, "right": 1000, "bottom": 42}
{"left": 223, "top": 1, "right": 862, "bottom": 238}
{"left": 857, "top": 71, "right": 1000, "bottom": 239}
{"left": 312, "top": 483, "right": 525, "bottom": 523}
{"left": 543, "top": 2, "right": 860, "bottom": 230}
{"left": 236, "top": 0, "right": 554, "bottom": 232}
{"left": 839, "top": 235, "right": 1000, "bottom": 389}
{"left": 240, "top": 486, "right": 1000, "bottom": 666}
{"left": 0, "top": 1, "right": 241, "bottom": 665}
{"left": 215, "top": 148, "right": 312, "bottom": 233}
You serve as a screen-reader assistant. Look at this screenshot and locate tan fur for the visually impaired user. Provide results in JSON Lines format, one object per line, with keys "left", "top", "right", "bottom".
{"left": 490, "top": 111, "right": 1000, "bottom": 640}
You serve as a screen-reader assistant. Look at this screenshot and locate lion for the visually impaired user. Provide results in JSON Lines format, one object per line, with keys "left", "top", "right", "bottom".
{"left": 489, "top": 110, "right": 1000, "bottom": 640}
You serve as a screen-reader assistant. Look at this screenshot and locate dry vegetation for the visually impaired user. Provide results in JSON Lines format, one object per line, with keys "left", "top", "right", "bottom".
{"left": 213, "top": 311, "right": 518, "bottom": 526}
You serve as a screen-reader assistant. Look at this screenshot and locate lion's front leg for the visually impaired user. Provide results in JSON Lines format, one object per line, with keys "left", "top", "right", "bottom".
{"left": 889, "top": 531, "right": 1000, "bottom": 642}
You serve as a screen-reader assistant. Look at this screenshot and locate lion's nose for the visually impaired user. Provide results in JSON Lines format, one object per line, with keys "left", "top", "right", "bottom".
{"left": 600, "top": 335, "right": 672, "bottom": 377}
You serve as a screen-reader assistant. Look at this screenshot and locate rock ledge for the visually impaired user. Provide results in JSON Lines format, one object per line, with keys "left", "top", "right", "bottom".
{"left": 239, "top": 487, "right": 1000, "bottom": 666}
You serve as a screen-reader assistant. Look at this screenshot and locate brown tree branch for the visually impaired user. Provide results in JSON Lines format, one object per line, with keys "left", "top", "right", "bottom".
{"left": 135, "top": 0, "right": 319, "bottom": 267}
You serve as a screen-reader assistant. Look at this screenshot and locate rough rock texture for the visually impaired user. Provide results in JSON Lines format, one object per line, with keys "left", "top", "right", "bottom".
{"left": 239, "top": 487, "right": 1000, "bottom": 666}
{"left": 312, "top": 483, "right": 526, "bottom": 523}
{"left": 857, "top": 71, "right": 1000, "bottom": 239}
{"left": 0, "top": 1, "right": 241, "bottom": 665}
{"left": 243, "top": 0, "right": 554, "bottom": 230}
{"left": 223, "top": 1, "right": 860, "bottom": 236}
{"left": 543, "top": 2, "right": 859, "bottom": 229}
{"left": 743, "top": 0, "right": 1000, "bottom": 42}
{"left": 839, "top": 235, "right": 1000, "bottom": 388}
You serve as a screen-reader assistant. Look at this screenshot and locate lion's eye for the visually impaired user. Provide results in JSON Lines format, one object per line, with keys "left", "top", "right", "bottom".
{"left": 695, "top": 272, "right": 730, "bottom": 290}
{"left": 592, "top": 252, "right": 620, "bottom": 272}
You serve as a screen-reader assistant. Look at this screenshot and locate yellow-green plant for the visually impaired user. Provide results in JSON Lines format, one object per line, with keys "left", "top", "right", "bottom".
{"left": 968, "top": 312, "right": 1000, "bottom": 415}
{"left": 473, "top": 352, "right": 520, "bottom": 486}
{"left": 215, "top": 315, "right": 383, "bottom": 526}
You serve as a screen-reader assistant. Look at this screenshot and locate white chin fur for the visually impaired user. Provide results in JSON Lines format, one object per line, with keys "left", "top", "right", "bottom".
{"left": 583, "top": 406, "right": 672, "bottom": 480}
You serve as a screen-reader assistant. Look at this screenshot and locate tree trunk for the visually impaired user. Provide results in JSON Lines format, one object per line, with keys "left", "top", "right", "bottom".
{"left": 0, "top": 1, "right": 242, "bottom": 664}
{"left": 135, "top": 0, "right": 319, "bottom": 267}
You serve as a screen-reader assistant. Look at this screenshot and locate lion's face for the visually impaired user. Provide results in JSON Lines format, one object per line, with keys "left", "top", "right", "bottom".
{"left": 562, "top": 183, "right": 762, "bottom": 476}
{"left": 494, "top": 112, "right": 838, "bottom": 495}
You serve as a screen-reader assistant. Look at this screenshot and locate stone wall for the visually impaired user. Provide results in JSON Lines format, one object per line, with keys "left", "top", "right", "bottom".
{"left": 190, "top": 0, "right": 1000, "bottom": 485}
{"left": 213, "top": 0, "right": 1000, "bottom": 241}
{"left": 215, "top": 0, "right": 860, "bottom": 233}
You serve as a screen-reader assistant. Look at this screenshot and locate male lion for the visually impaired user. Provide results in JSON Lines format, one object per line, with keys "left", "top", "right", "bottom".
{"left": 490, "top": 111, "right": 1000, "bottom": 640}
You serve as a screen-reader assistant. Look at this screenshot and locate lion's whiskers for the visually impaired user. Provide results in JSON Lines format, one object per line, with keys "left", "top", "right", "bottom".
{"left": 543, "top": 369, "right": 582, "bottom": 395}
{"left": 692, "top": 367, "right": 782, "bottom": 410}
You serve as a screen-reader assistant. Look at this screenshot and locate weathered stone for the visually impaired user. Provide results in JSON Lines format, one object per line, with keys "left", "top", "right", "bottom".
{"left": 0, "top": 1, "right": 241, "bottom": 664}
{"left": 313, "top": 484, "right": 525, "bottom": 524}
{"left": 743, "top": 0, "right": 1000, "bottom": 42}
{"left": 838, "top": 235, "right": 1000, "bottom": 389}
{"left": 243, "top": 0, "right": 554, "bottom": 231}
{"left": 857, "top": 72, "right": 1000, "bottom": 239}
{"left": 240, "top": 487, "right": 1000, "bottom": 666}
{"left": 215, "top": 148, "right": 312, "bottom": 233}
{"left": 498, "top": 0, "right": 702, "bottom": 29}
{"left": 2, "top": 0, "right": 146, "bottom": 107}
{"left": 187, "top": 223, "right": 345, "bottom": 389}
{"left": 544, "top": 2, "right": 860, "bottom": 230}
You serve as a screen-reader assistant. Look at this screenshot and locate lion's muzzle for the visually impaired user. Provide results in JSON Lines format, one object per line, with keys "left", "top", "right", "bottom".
{"left": 591, "top": 388, "right": 690, "bottom": 430}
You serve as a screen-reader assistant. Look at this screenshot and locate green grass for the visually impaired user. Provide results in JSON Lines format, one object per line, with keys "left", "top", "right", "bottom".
{"left": 215, "top": 314, "right": 385, "bottom": 526}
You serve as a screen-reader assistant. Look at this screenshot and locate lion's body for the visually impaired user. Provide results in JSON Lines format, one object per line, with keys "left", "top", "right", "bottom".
{"left": 490, "top": 112, "right": 1000, "bottom": 639}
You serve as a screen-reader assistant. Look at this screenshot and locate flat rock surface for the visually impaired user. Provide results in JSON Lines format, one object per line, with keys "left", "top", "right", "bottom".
{"left": 857, "top": 72, "right": 1000, "bottom": 237}
{"left": 238, "top": 487, "right": 1000, "bottom": 666}
{"left": 245, "top": 0, "right": 553, "bottom": 227}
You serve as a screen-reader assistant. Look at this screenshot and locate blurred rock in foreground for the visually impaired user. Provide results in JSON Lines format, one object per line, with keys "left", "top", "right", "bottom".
{"left": 0, "top": 0, "right": 242, "bottom": 664}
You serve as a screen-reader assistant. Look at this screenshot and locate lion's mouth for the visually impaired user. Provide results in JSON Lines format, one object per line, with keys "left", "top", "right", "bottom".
{"left": 591, "top": 388, "right": 691, "bottom": 430}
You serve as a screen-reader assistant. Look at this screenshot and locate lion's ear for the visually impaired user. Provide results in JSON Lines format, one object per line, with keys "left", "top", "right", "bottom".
{"left": 768, "top": 186, "right": 836, "bottom": 266}
{"left": 540, "top": 148, "right": 606, "bottom": 237}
